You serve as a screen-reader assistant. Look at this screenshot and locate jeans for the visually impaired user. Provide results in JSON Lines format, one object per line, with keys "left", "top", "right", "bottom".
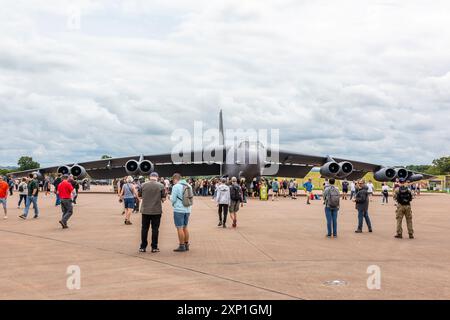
{"left": 23, "top": 196, "right": 39, "bottom": 217}
{"left": 325, "top": 207, "right": 338, "bottom": 236}
{"left": 141, "top": 214, "right": 162, "bottom": 249}
{"left": 18, "top": 195, "right": 27, "bottom": 207}
{"left": 382, "top": 193, "right": 389, "bottom": 203}
{"left": 55, "top": 194, "right": 61, "bottom": 206}
{"left": 357, "top": 208, "right": 372, "bottom": 231}
{"left": 61, "top": 199, "right": 73, "bottom": 224}
{"left": 218, "top": 204, "right": 229, "bottom": 224}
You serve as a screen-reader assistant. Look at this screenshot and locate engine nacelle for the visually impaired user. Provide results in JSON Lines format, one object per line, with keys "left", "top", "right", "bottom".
{"left": 395, "top": 168, "right": 408, "bottom": 180}
{"left": 57, "top": 166, "right": 71, "bottom": 176}
{"left": 32, "top": 171, "right": 44, "bottom": 181}
{"left": 139, "top": 160, "right": 154, "bottom": 175}
{"left": 70, "top": 165, "right": 87, "bottom": 179}
{"left": 408, "top": 174, "right": 423, "bottom": 182}
{"left": 125, "top": 160, "right": 140, "bottom": 176}
{"left": 374, "top": 167, "right": 397, "bottom": 182}
{"left": 336, "top": 161, "right": 353, "bottom": 178}
{"left": 320, "top": 161, "right": 340, "bottom": 178}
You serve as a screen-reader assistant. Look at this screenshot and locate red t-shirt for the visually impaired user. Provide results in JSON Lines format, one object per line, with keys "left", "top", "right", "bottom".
{"left": 57, "top": 180, "right": 74, "bottom": 199}
{"left": 0, "top": 181, "right": 8, "bottom": 198}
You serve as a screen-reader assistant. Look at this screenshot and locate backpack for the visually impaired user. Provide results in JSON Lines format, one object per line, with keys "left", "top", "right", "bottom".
{"left": 181, "top": 184, "right": 194, "bottom": 207}
{"left": 397, "top": 187, "right": 412, "bottom": 205}
{"left": 19, "top": 184, "right": 24, "bottom": 192}
{"left": 230, "top": 185, "right": 241, "bottom": 201}
{"left": 327, "top": 186, "right": 340, "bottom": 208}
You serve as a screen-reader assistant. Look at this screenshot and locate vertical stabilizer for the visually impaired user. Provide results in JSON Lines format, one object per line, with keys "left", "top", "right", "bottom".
{"left": 219, "top": 109, "right": 225, "bottom": 146}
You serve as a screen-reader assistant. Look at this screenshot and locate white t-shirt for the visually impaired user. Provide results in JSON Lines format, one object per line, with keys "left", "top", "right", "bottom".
{"left": 350, "top": 182, "right": 356, "bottom": 192}
{"left": 367, "top": 183, "right": 374, "bottom": 193}
{"left": 382, "top": 185, "right": 390, "bottom": 192}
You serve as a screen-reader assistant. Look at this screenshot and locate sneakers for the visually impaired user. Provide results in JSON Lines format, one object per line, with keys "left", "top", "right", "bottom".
{"left": 19, "top": 215, "right": 26, "bottom": 220}
{"left": 218, "top": 221, "right": 222, "bottom": 227}
{"left": 409, "top": 234, "right": 414, "bottom": 239}
{"left": 139, "top": 248, "right": 146, "bottom": 253}
{"left": 173, "top": 244, "right": 187, "bottom": 252}
{"left": 369, "top": 229, "right": 373, "bottom": 233}
{"left": 33, "top": 215, "right": 39, "bottom": 219}
{"left": 124, "top": 220, "right": 132, "bottom": 225}
{"left": 151, "top": 248, "right": 160, "bottom": 253}
{"left": 355, "top": 229, "right": 362, "bottom": 233}
{"left": 185, "top": 243, "right": 190, "bottom": 251}
{"left": 59, "top": 221, "right": 68, "bottom": 229}
{"left": 394, "top": 234, "right": 403, "bottom": 239}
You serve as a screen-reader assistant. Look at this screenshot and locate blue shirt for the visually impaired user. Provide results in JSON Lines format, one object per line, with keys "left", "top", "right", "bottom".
{"left": 303, "top": 181, "right": 313, "bottom": 192}
{"left": 170, "top": 180, "right": 192, "bottom": 213}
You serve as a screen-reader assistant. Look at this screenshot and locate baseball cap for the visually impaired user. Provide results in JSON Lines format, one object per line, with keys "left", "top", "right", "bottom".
{"left": 150, "top": 172, "right": 159, "bottom": 178}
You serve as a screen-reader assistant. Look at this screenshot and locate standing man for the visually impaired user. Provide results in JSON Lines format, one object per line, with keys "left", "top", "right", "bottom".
{"left": 0, "top": 176, "right": 9, "bottom": 220}
{"left": 170, "top": 173, "right": 193, "bottom": 252}
{"left": 366, "top": 180, "right": 375, "bottom": 201}
{"left": 341, "top": 179, "right": 349, "bottom": 200}
{"left": 323, "top": 178, "right": 340, "bottom": 238}
{"left": 7, "top": 176, "right": 14, "bottom": 196}
{"left": 69, "top": 175, "right": 79, "bottom": 205}
{"left": 271, "top": 179, "right": 279, "bottom": 201}
{"left": 20, "top": 173, "right": 40, "bottom": 220}
{"left": 303, "top": 178, "right": 313, "bottom": 205}
{"left": 381, "top": 183, "right": 390, "bottom": 204}
{"left": 354, "top": 180, "right": 373, "bottom": 233}
{"left": 57, "top": 175, "right": 74, "bottom": 229}
{"left": 350, "top": 180, "right": 356, "bottom": 200}
{"left": 139, "top": 172, "right": 166, "bottom": 253}
{"left": 215, "top": 178, "right": 231, "bottom": 228}
{"left": 394, "top": 179, "right": 414, "bottom": 239}
{"left": 229, "top": 177, "right": 243, "bottom": 228}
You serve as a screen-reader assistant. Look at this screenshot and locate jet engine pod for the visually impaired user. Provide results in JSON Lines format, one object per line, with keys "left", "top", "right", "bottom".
{"left": 320, "top": 161, "right": 340, "bottom": 178}
{"left": 32, "top": 171, "right": 44, "bottom": 181}
{"left": 336, "top": 161, "right": 353, "bottom": 178}
{"left": 395, "top": 168, "right": 408, "bottom": 180}
{"left": 408, "top": 174, "right": 423, "bottom": 182}
{"left": 374, "top": 167, "right": 397, "bottom": 182}
{"left": 70, "top": 165, "right": 87, "bottom": 179}
{"left": 125, "top": 160, "right": 140, "bottom": 176}
{"left": 139, "top": 160, "right": 154, "bottom": 175}
{"left": 57, "top": 166, "right": 71, "bottom": 176}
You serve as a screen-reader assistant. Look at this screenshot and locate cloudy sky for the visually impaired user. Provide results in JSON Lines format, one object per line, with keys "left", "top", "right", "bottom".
{"left": 1, "top": 0, "right": 449, "bottom": 167}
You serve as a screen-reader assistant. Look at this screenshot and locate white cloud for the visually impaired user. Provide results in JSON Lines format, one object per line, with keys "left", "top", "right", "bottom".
{"left": 0, "top": 0, "right": 449, "bottom": 168}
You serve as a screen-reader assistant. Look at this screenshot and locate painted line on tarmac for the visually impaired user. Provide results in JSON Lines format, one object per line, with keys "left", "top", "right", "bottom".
{"left": 0, "top": 228, "right": 304, "bottom": 300}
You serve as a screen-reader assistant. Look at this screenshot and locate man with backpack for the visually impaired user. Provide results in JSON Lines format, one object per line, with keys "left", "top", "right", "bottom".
{"left": 354, "top": 180, "right": 373, "bottom": 233}
{"left": 170, "top": 173, "right": 193, "bottom": 252}
{"left": 394, "top": 179, "right": 414, "bottom": 239}
{"left": 229, "top": 177, "right": 243, "bottom": 228}
{"left": 323, "top": 178, "right": 340, "bottom": 238}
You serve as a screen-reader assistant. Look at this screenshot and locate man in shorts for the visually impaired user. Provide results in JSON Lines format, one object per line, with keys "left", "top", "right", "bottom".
{"left": 0, "top": 176, "right": 9, "bottom": 219}
{"left": 229, "top": 177, "right": 243, "bottom": 228}
{"left": 170, "top": 173, "right": 193, "bottom": 252}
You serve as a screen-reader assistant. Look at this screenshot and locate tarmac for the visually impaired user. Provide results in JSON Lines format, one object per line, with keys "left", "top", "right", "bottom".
{"left": 0, "top": 189, "right": 449, "bottom": 300}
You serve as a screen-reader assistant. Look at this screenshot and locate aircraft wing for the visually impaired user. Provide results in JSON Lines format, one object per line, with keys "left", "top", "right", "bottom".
{"left": 10, "top": 148, "right": 224, "bottom": 180}
{"left": 264, "top": 149, "right": 434, "bottom": 180}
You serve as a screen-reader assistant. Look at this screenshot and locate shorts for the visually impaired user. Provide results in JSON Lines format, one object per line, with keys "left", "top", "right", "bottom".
{"left": 0, "top": 198, "right": 6, "bottom": 208}
{"left": 342, "top": 189, "right": 348, "bottom": 194}
{"left": 229, "top": 200, "right": 240, "bottom": 213}
{"left": 124, "top": 198, "right": 135, "bottom": 209}
{"left": 174, "top": 211, "right": 190, "bottom": 228}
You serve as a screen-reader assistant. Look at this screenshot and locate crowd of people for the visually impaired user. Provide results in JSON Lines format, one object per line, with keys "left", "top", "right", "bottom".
{"left": 0, "top": 171, "right": 418, "bottom": 255}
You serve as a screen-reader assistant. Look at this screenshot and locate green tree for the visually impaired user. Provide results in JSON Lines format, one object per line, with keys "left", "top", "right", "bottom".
{"left": 101, "top": 155, "right": 112, "bottom": 159}
{"left": 406, "top": 165, "right": 431, "bottom": 173}
{"left": 431, "top": 156, "right": 450, "bottom": 175}
{"left": 17, "top": 156, "right": 40, "bottom": 171}
{"left": 0, "top": 169, "right": 13, "bottom": 176}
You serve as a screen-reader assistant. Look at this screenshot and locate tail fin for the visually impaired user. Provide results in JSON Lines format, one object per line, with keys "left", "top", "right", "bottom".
{"left": 219, "top": 109, "right": 225, "bottom": 146}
